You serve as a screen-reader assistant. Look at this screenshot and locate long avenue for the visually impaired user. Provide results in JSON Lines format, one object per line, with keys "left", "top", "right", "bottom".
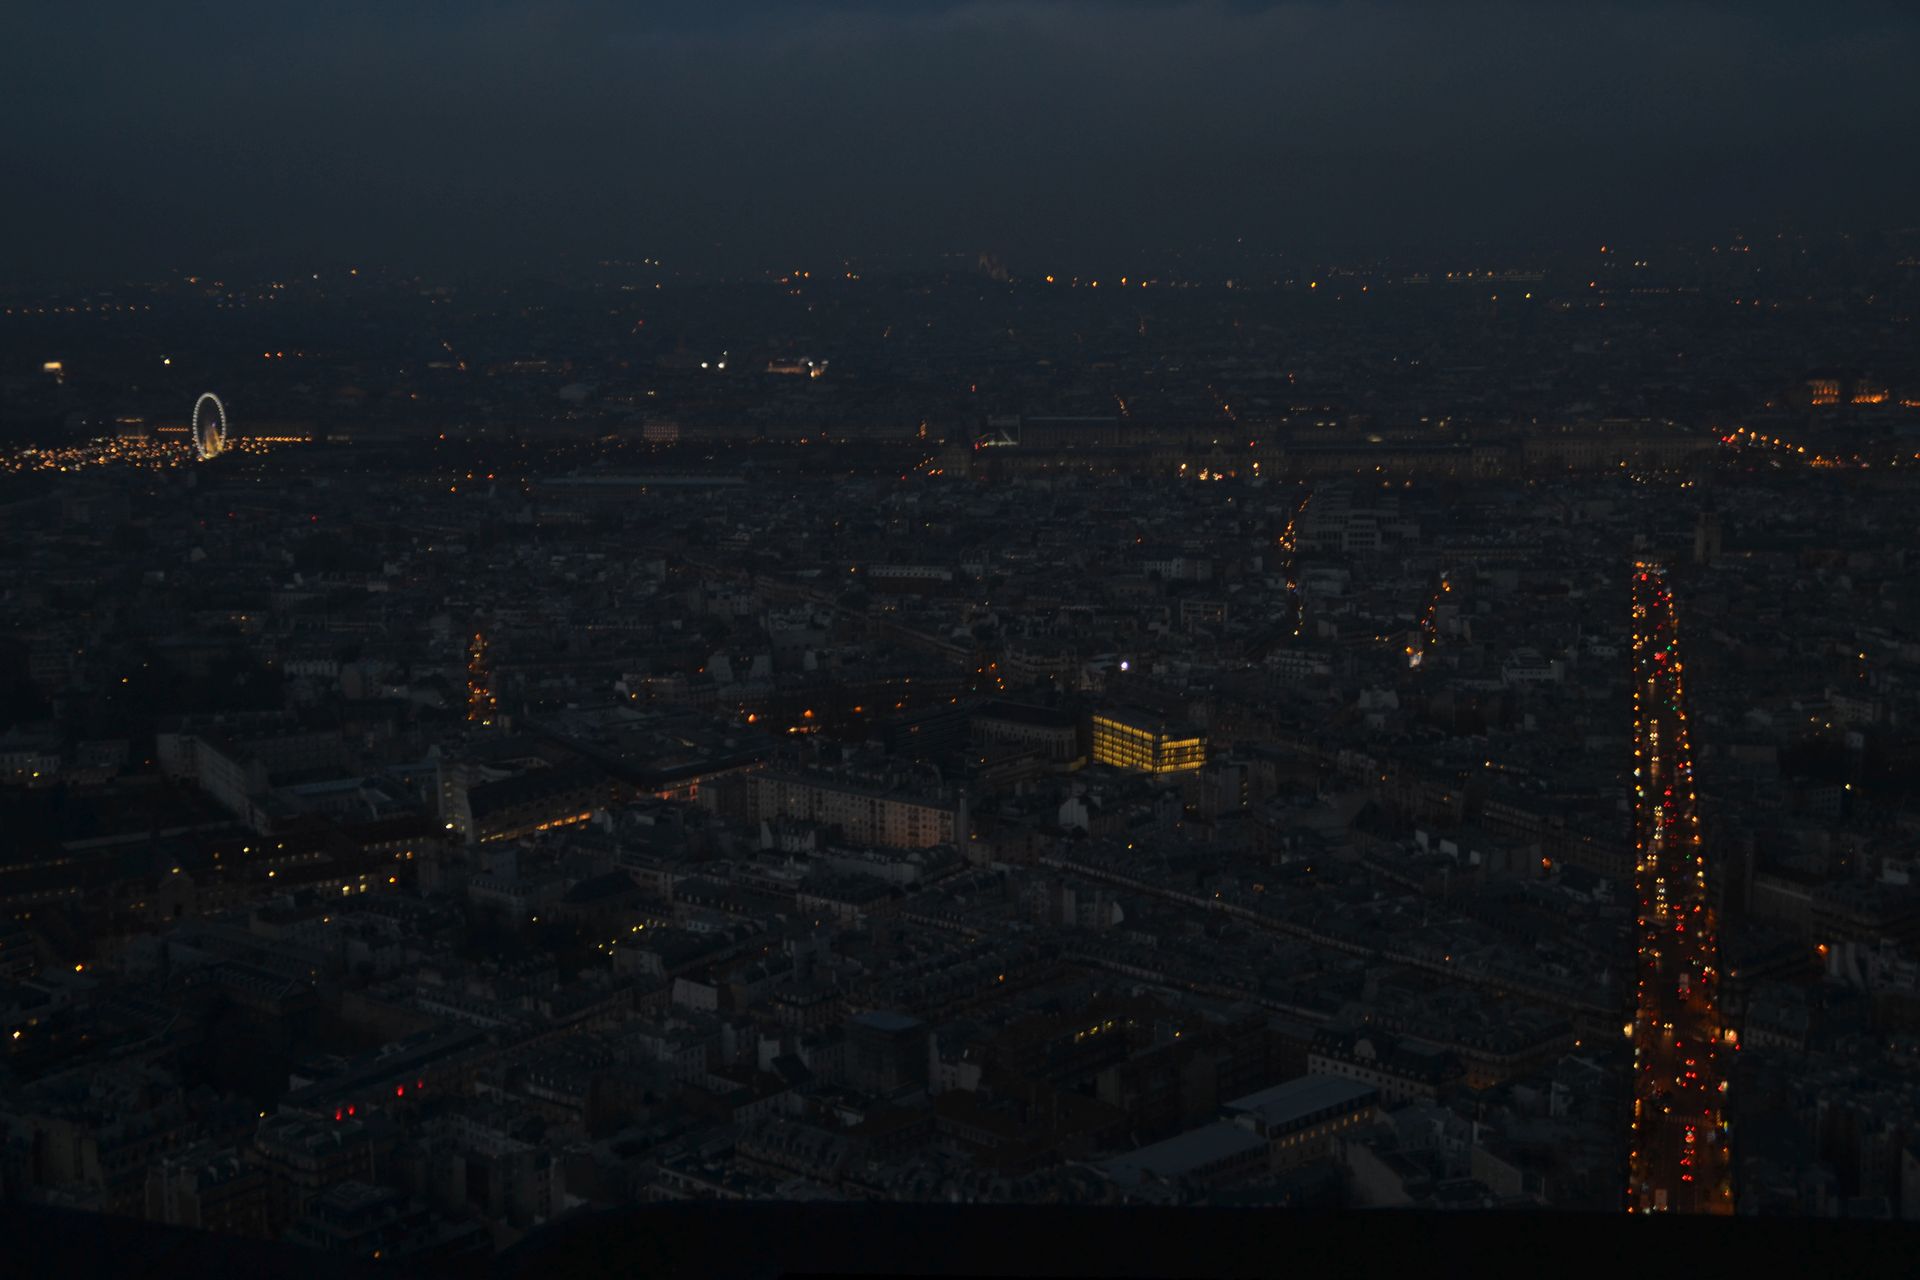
{"left": 1628, "top": 562, "right": 1733, "bottom": 1214}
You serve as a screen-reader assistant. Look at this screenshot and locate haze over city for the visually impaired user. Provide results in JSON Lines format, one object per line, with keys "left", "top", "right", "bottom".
{"left": 6, "top": 0, "right": 1920, "bottom": 281}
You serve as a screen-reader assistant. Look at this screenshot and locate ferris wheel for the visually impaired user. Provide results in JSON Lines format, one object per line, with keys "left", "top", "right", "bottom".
{"left": 192, "top": 392, "right": 229, "bottom": 460}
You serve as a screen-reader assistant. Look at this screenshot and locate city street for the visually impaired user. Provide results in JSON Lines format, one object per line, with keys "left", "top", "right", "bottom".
{"left": 1628, "top": 563, "right": 1733, "bottom": 1214}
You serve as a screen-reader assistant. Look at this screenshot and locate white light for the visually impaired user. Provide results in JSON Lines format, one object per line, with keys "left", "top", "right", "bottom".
{"left": 1118, "top": 660, "right": 1129, "bottom": 672}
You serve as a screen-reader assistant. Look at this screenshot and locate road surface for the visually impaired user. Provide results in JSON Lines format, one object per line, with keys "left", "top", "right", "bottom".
{"left": 1627, "top": 562, "right": 1733, "bottom": 1214}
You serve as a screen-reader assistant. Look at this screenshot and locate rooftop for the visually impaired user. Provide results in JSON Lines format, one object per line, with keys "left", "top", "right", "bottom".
{"left": 1222, "top": 1074, "right": 1379, "bottom": 1128}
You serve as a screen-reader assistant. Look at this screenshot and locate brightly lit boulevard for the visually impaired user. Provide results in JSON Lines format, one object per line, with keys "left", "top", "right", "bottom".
{"left": 1627, "top": 562, "right": 1733, "bottom": 1215}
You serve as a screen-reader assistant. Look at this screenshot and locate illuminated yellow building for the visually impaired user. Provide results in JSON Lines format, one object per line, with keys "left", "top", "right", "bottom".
{"left": 1091, "top": 710, "right": 1206, "bottom": 774}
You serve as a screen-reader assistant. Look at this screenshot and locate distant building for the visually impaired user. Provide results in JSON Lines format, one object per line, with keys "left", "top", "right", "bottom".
{"left": 1306, "top": 1029, "right": 1463, "bottom": 1104}
{"left": 282, "top": 1179, "right": 486, "bottom": 1261}
{"left": 746, "top": 770, "right": 967, "bottom": 850}
{"left": 145, "top": 1144, "right": 270, "bottom": 1238}
{"left": 844, "top": 1011, "right": 930, "bottom": 1095}
{"left": 1694, "top": 510, "right": 1723, "bottom": 565}
{"left": 1091, "top": 709, "right": 1206, "bottom": 774}
{"left": 249, "top": 1115, "right": 387, "bottom": 1235}
{"left": 439, "top": 761, "right": 601, "bottom": 846}
{"left": 1096, "top": 1120, "right": 1268, "bottom": 1194}
{"left": 972, "top": 702, "right": 1082, "bottom": 765}
{"left": 1222, "top": 1076, "right": 1381, "bottom": 1172}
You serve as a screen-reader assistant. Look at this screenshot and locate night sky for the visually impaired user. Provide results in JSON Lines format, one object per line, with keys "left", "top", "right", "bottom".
{"left": 5, "top": 0, "right": 1917, "bottom": 280}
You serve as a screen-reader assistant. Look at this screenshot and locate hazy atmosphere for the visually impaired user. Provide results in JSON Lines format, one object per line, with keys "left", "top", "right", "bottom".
{"left": 6, "top": 0, "right": 1919, "bottom": 278}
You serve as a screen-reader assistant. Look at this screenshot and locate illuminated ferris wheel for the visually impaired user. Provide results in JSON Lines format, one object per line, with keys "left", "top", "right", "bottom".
{"left": 191, "top": 392, "right": 229, "bottom": 460}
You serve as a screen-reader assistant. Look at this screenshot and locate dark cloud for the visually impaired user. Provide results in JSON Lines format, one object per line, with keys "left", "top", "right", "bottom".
{"left": 3, "top": 1, "right": 1916, "bottom": 280}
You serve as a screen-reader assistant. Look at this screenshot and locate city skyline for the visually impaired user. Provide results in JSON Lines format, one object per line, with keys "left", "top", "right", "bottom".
{"left": 4, "top": 1, "right": 1920, "bottom": 1267}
